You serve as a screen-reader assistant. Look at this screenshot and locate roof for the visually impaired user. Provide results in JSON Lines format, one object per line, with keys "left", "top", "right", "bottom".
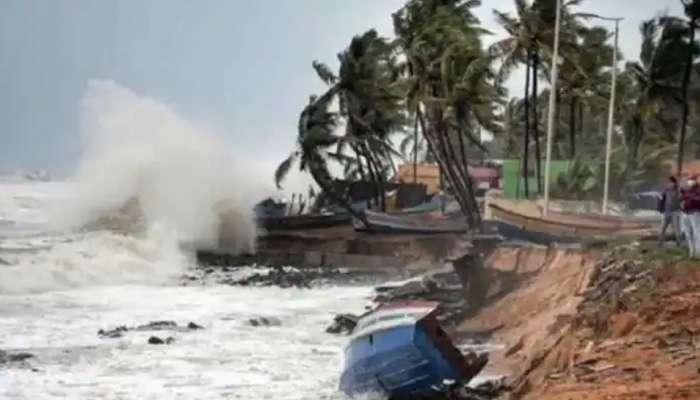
{"left": 468, "top": 166, "right": 500, "bottom": 180}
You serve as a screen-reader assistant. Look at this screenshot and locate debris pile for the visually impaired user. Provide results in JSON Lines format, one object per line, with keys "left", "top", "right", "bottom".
{"left": 373, "top": 269, "right": 467, "bottom": 327}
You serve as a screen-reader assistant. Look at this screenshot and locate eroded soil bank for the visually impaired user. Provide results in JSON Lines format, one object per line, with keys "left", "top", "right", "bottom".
{"left": 460, "top": 244, "right": 700, "bottom": 399}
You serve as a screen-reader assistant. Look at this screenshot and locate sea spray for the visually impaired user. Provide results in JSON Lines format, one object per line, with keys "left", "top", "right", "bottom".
{"left": 0, "top": 81, "right": 271, "bottom": 293}
{"left": 57, "top": 80, "right": 264, "bottom": 252}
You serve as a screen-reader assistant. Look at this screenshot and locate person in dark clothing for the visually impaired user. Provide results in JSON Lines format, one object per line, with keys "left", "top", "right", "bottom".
{"left": 659, "top": 176, "right": 682, "bottom": 245}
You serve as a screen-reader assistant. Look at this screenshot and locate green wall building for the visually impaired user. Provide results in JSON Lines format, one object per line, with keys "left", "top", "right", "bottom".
{"left": 501, "top": 159, "right": 571, "bottom": 199}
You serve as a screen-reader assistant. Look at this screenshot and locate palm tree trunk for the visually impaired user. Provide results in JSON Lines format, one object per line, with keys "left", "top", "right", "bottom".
{"left": 437, "top": 116, "right": 479, "bottom": 226}
{"left": 569, "top": 96, "right": 577, "bottom": 158}
{"left": 418, "top": 108, "right": 479, "bottom": 228}
{"left": 532, "top": 50, "right": 542, "bottom": 195}
{"left": 365, "top": 145, "right": 387, "bottom": 212}
{"left": 351, "top": 144, "right": 371, "bottom": 209}
{"left": 413, "top": 110, "right": 419, "bottom": 183}
{"left": 578, "top": 100, "right": 584, "bottom": 138}
{"left": 308, "top": 163, "right": 366, "bottom": 224}
{"left": 457, "top": 120, "right": 470, "bottom": 183}
{"left": 679, "top": 18, "right": 697, "bottom": 175}
{"left": 363, "top": 147, "right": 384, "bottom": 211}
{"left": 352, "top": 145, "right": 366, "bottom": 181}
{"left": 522, "top": 54, "right": 532, "bottom": 198}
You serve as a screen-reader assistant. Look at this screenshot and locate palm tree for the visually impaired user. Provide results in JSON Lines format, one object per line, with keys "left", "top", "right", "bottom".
{"left": 492, "top": 0, "right": 537, "bottom": 196}
{"left": 312, "top": 30, "right": 405, "bottom": 211}
{"left": 620, "top": 16, "right": 686, "bottom": 193}
{"left": 679, "top": 0, "right": 700, "bottom": 173}
{"left": 275, "top": 93, "right": 360, "bottom": 218}
{"left": 492, "top": 0, "right": 583, "bottom": 196}
{"left": 498, "top": 97, "right": 527, "bottom": 158}
{"left": 394, "top": 0, "right": 501, "bottom": 229}
{"left": 558, "top": 25, "right": 615, "bottom": 158}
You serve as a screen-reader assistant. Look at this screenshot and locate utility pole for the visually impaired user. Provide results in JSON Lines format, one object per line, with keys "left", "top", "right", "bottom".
{"left": 543, "top": 0, "right": 562, "bottom": 217}
{"left": 598, "top": 17, "right": 623, "bottom": 214}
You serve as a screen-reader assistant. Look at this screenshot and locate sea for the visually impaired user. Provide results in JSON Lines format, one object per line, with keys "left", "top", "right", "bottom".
{"left": 0, "top": 175, "right": 376, "bottom": 400}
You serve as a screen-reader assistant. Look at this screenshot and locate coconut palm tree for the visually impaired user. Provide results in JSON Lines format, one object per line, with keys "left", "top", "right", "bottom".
{"left": 274, "top": 93, "right": 363, "bottom": 220}
{"left": 679, "top": 0, "right": 700, "bottom": 172}
{"left": 558, "top": 25, "right": 615, "bottom": 157}
{"left": 619, "top": 16, "right": 686, "bottom": 193}
{"left": 492, "top": 0, "right": 584, "bottom": 196}
{"left": 394, "top": 0, "right": 501, "bottom": 229}
{"left": 311, "top": 29, "right": 406, "bottom": 211}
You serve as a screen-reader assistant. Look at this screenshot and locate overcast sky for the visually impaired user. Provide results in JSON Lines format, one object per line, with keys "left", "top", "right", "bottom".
{"left": 0, "top": 0, "right": 684, "bottom": 182}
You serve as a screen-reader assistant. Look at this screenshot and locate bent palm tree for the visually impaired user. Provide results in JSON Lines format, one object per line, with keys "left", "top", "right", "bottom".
{"left": 275, "top": 94, "right": 364, "bottom": 220}
{"left": 312, "top": 29, "right": 405, "bottom": 211}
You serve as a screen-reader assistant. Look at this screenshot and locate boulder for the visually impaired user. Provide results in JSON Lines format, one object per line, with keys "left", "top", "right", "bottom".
{"left": 326, "top": 314, "right": 359, "bottom": 335}
{"left": 148, "top": 336, "right": 174, "bottom": 345}
{"left": 248, "top": 317, "right": 282, "bottom": 327}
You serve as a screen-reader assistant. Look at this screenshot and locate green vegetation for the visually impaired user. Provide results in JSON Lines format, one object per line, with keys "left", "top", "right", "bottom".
{"left": 277, "top": 0, "right": 700, "bottom": 222}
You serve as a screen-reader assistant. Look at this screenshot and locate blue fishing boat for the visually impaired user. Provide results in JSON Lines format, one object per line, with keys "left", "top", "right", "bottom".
{"left": 339, "top": 301, "right": 487, "bottom": 399}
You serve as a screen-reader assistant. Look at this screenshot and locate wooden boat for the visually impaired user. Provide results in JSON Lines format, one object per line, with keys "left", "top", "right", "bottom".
{"left": 488, "top": 201, "right": 657, "bottom": 242}
{"left": 353, "top": 210, "right": 469, "bottom": 234}
{"left": 257, "top": 213, "right": 351, "bottom": 231}
{"left": 339, "top": 301, "right": 487, "bottom": 399}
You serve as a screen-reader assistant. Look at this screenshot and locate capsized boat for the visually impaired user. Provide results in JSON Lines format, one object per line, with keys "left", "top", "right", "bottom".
{"left": 339, "top": 301, "right": 487, "bottom": 399}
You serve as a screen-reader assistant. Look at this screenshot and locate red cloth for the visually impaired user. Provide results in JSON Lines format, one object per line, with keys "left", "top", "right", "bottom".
{"left": 681, "top": 186, "right": 700, "bottom": 212}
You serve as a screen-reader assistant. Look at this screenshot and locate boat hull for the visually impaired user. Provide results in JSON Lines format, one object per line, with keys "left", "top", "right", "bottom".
{"left": 353, "top": 210, "right": 469, "bottom": 234}
{"left": 257, "top": 214, "right": 351, "bottom": 231}
{"left": 489, "top": 203, "right": 656, "bottom": 242}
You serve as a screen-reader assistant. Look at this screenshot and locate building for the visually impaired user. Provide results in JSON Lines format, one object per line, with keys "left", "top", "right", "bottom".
{"left": 500, "top": 159, "right": 571, "bottom": 199}
{"left": 394, "top": 163, "right": 500, "bottom": 195}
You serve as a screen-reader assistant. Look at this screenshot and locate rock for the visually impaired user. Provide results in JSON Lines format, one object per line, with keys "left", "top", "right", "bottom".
{"left": 99, "top": 320, "right": 203, "bottom": 339}
{"left": 0, "top": 350, "right": 35, "bottom": 365}
{"left": 8, "top": 353, "right": 34, "bottom": 362}
{"left": 136, "top": 321, "right": 177, "bottom": 331}
{"left": 148, "top": 336, "right": 164, "bottom": 345}
{"left": 187, "top": 322, "right": 204, "bottom": 330}
{"left": 147, "top": 336, "right": 174, "bottom": 345}
{"left": 221, "top": 266, "right": 350, "bottom": 289}
{"left": 326, "top": 314, "right": 359, "bottom": 335}
{"left": 248, "top": 317, "right": 282, "bottom": 327}
{"left": 98, "top": 326, "right": 128, "bottom": 338}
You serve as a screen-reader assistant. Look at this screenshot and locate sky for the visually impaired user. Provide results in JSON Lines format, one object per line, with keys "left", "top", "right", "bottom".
{"left": 0, "top": 0, "right": 684, "bottom": 186}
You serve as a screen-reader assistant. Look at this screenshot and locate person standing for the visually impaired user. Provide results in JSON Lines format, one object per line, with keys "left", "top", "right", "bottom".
{"left": 658, "top": 176, "right": 682, "bottom": 245}
{"left": 680, "top": 176, "right": 700, "bottom": 256}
